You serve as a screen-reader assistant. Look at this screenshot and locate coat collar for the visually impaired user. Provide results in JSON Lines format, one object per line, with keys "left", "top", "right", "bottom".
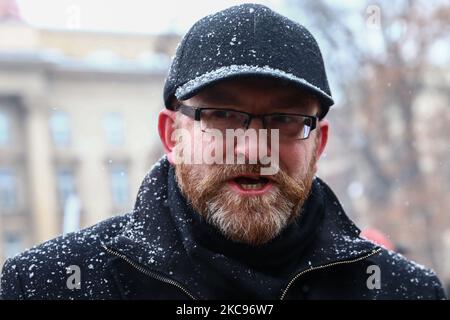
{"left": 104, "top": 156, "right": 380, "bottom": 297}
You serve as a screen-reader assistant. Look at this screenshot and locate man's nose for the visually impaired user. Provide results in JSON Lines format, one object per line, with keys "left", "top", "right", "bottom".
{"left": 234, "top": 117, "right": 271, "bottom": 163}
{"left": 244, "top": 116, "right": 264, "bottom": 130}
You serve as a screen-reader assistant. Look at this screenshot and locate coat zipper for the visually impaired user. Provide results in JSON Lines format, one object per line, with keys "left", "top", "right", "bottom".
{"left": 103, "top": 243, "right": 381, "bottom": 300}
{"left": 102, "top": 243, "right": 197, "bottom": 300}
{"left": 280, "top": 247, "right": 382, "bottom": 300}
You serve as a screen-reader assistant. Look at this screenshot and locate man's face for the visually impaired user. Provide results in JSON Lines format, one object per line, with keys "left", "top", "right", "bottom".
{"left": 165, "top": 77, "right": 328, "bottom": 246}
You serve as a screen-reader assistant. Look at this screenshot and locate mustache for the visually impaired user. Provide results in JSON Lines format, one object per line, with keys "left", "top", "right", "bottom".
{"left": 201, "top": 163, "right": 287, "bottom": 185}
{"left": 186, "top": 163, "right": 305, "bottom": 204}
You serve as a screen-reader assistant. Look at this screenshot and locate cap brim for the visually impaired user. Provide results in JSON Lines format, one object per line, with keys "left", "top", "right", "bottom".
{"left": 174, "top": 65, "right": 334, "bottom": 118}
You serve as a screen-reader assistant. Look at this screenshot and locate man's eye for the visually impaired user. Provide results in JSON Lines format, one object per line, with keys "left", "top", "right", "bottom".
{"left": 271, "top": 115, "right": 293, "bottom": 123}
{"left": 211, "top": 110, "right": 230, "bottom": 119}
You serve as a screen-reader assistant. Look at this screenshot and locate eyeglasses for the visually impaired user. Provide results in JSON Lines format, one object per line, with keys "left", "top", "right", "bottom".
{"left": 177, "top": 104, "right": 318, "bottom": 140}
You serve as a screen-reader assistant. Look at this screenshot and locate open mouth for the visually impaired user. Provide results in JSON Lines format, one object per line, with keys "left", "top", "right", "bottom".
{"left": 233, "top": 176, "right": 270, "bottom": 190}
{"left": 228, "top": 175, "right": 273, "bottom": 193}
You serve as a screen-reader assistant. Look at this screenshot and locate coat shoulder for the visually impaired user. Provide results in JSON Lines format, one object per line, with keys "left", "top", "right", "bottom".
{"left": 369, "top": 248, "right": 447, "bottom": 299}
{"left": 0, "top": 213, "right": 132, "bottom": 300}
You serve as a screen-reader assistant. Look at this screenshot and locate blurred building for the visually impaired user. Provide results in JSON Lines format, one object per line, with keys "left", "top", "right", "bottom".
{"left": 0, "top": 2, "right": 179, "bottom": 264}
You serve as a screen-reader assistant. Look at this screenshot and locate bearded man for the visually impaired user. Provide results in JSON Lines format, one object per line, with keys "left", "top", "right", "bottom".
{"left": 1, "top": 4, "right": 446, "bottom": 300}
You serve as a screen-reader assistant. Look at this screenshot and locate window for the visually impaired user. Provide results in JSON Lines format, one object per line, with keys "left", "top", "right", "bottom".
{"left": 56, "top": 168, "right": 76, "bottom": 207}
{"left": 103, "top": 112, "right": 124, "bottom": 146}
{"left": 110, "top": 165, "right": 129, "bottom": 207}
{"left": 0, "top": 168, "right": 17, "bottom": 210}
{"left": 3, "top": 232, "right": 23, "bottom": 259}
{"left": 0, "top": 112, "right": 10, "bottom": 146}
{"left": 50, "top": 111, "right": 71, "bottom": 146}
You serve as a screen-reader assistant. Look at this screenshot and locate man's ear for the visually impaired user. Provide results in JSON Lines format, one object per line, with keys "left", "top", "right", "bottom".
{"left": 158, "top": 109, "right": 178, "bottom": 165}
{"left": 313, "top": 119, "right": 329, "bottom": 172}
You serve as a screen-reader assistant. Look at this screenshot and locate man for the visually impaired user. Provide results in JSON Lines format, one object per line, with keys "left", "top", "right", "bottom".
{"left": 0, "top": 3, "right": 446, "bottom": 300}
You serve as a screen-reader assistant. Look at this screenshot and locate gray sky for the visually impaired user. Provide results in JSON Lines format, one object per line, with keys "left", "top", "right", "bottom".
{"left": 17, "top": 0, "right": 285, "bottom": 34}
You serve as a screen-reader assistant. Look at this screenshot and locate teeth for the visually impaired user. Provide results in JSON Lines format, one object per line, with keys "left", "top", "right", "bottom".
{"left": 239, "top": 183, "right": 265, "bottom": 190}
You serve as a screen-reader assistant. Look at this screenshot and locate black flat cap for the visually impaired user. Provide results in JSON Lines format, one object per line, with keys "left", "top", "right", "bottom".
{"left": 163, "top": 3, "right": 334, "bottom": 119}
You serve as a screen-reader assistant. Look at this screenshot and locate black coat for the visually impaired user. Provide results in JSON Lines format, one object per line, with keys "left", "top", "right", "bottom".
{"left": 0, "top": 156, "right": 446, "bottom": 300}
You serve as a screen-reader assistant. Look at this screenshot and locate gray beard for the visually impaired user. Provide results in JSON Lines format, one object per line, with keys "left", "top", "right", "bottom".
{"left": 205, "top": 185, "right": 296, "bottom": 245}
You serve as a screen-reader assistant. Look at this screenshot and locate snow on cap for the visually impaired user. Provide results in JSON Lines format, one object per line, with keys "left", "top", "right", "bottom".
{"left": 163, "top": 3, "right": 334, "bottom": 119}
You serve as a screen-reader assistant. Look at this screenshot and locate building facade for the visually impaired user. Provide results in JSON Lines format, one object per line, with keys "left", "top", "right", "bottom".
{"left": 0, "top": 19, "right": 179, "bottom": 264}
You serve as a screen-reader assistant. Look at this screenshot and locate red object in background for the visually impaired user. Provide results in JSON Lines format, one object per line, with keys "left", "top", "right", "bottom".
{"left": 0, "top": 0, "right": 21, "bottom": 22}
{"left": 361, "top": 228, "right": 395, "bottom": 251}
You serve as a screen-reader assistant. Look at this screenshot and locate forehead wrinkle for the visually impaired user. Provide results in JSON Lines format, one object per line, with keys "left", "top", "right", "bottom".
{"left": 196, "top": 87, "right": 242, "bottom": 106}
{"left": 192, "top": 83, "right": 319, "bottom": 114}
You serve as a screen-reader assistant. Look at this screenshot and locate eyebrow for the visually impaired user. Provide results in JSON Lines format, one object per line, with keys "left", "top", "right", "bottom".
{"left": 269, "top": 95, "right": 317, "bottom": 112}
{"left": 199, "top": 87, "right": 316, "bottom": 111}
